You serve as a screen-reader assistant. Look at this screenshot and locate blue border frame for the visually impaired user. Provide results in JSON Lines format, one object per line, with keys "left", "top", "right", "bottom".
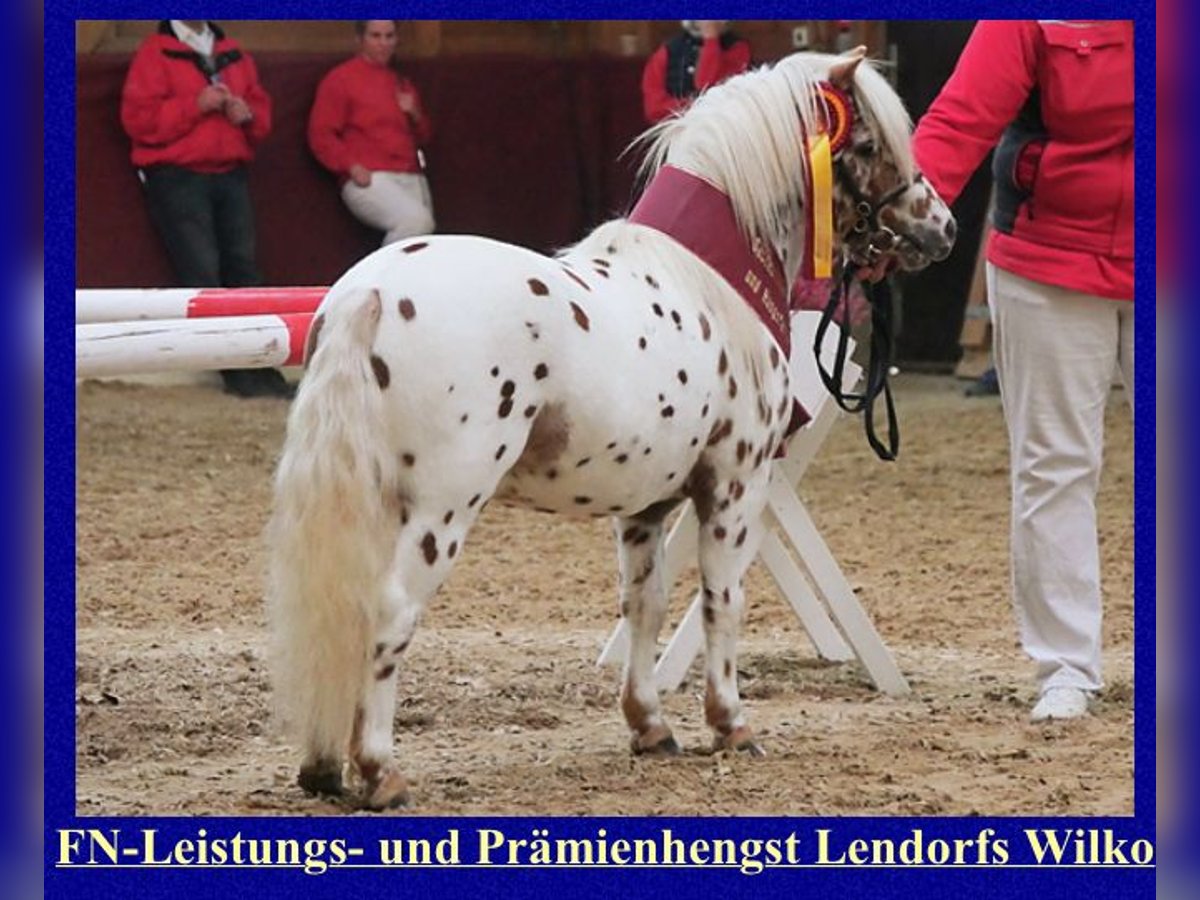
{"left": 48, "top": 3, "right": 1157, "bottom": 897}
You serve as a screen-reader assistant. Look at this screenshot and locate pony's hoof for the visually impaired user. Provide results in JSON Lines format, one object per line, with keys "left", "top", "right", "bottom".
{"left": 363, "top": 770, "right": 410, "bottom": 811}
{"left": 713, "top": 727, "right": 766, "bottom": 758}
{"left": 297, "top": 760, "right": 344, "bottom": 797}
{"left": 631, "top": 726, "right": 681, "bottom": 757}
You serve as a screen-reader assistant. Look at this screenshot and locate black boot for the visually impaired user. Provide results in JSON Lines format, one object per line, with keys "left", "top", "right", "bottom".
{"left": 219, "top": 368, "right": 295, "bottom": 399}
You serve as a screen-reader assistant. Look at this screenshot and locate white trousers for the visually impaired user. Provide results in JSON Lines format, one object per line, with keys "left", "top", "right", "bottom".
{"left": 987, "top": 264, "right": 1133, "bottom": 695}
{"left": 341, "top": 171, "right": 435, "bottom": 246}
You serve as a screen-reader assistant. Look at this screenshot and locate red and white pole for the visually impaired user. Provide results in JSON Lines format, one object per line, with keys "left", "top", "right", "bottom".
{"left": 76, "top": 313, "right": 313, "bottom": 378}
{"left": 75, "top": 287, "right": 329, "bottom": 324}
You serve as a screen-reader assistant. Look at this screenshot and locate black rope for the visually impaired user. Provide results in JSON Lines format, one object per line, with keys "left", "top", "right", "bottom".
{"left": 813, "top": 265, "right": 900, "bottom": 461}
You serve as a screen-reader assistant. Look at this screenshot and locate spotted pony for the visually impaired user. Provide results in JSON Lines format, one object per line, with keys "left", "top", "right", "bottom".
{"left": 267, "top": 48, "right": 955, "bottom": 810}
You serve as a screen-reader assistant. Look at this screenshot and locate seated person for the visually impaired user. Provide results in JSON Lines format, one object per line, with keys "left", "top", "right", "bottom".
{"left": 308, "top": 19, "right": 435, "bottom": 246}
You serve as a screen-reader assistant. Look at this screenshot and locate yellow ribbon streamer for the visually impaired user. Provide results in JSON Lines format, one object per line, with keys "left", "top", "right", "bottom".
{"left": 807, "top": 134, "right": 834, "bottom": 279}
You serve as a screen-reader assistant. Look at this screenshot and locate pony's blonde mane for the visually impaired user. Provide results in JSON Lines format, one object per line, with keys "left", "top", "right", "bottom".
{"left": 635, "top": 52, "right": 914, "bottom": 247}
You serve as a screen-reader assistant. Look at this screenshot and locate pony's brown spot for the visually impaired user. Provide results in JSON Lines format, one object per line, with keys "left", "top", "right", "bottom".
{"left": 645, "top": 274, "right": 660, "bottom": 289}
{"left": 661, "top": 406, "right": 675, "bottom": 418}
{"left": 398, "top": 299, "right": 416, "bottom": 321}
{"left": 303, "top": 312, "right": 325, "bottom": 366}
{"left": 448, "top": 541, "right": 458, "bottom": 559}
{"left": 421, "top": 532, "right": 438, "bottom": 565}
{"left": 678, "top": 369, "right": 688, "bottom": 385}
{"left": 714, "top": 525, "right": 727, "bottom": 541}
{"left": 402, "top": 242, "right": 429, "bottom": 254}
{"left": 374, "top": 642, "right": 386, "bottom": 659}
{"left": 638, "top": 337, "right": 647, "bottom": 350}
{"left": 402, "top": 452, "right": 415, "bottom": 467}
{"left": 574, "top": 496, "right": 592, "bottom": 505}
{"left": 570, "top": 302, "right": 591, "bottom": 331}
{"left": 498, "top": 398, "right": 514, "bottom": 418}
{"left": 728, "top": 378, "right": 738, "bottom": 399}
{"left": 576, "top": 457, "right": 591, "bottom": 468}
{"left": 615, "top": 453, "right": 628, "bottom": 464}
{"left": 593, "top": 258, "right": 611, "bottom": 268}
{"left": 370, "top": 354, "right": 390, "bottom": 389}
{"left": 699, "top": 314, "right": 712, "bottom": 341}
{"left": 443, "top": 510, "right": 454, "bottom": 525}
{"left": 534, "top": 363, "right": 549, "bottom": 380}
{"left": 718, "top": 350, "right": 729, "bottom": 375}
{"left": 524, "top": 405, "right": 538, "bottom": 418}
{"left": 670, "top": 310, "right": 682, "bottom": 329}
{"left": 735, "top": 527, "right": 748, "bottom": 547}
{"left": 723, "top": 588, "right": 731, "bottom": 604}
{"left": 495, "top": 443, "right": 507, "bottom": 460}
{"left": 651, "top": 302, "right": 664, "bottom": 318}
{"left": 707, "top": 418, "right": 734, "bottom": 446}
{"left": 703, "top": 603, "right": 715, "bottom": 625}
{"left": 769, "top": 345, "right": 780, "bottom": 369}
{"left": 737, "top": 440, "right": 748, "bottom": 463}
{"left": 501, "top": 380, "right": 516, "bottom": 398}
{"left": 491, "top": 366, "right": 500, "bottom": 377}
{"left": 468, "top": 493, "right": 482, "bottom": 508}
{"left": 724, "top": 660, "right": 732, "bottom": 679}
{"left": 528, "top": 278, "right": 549, "bottom": 296}
{"left": 562, "top": 267, "right": 591, "bottom": 291}
{"left": 514, "top": 402, "right": 571, "bottom": 474}
{"left": 377, "top": 664, "right": 396, "bottom": 680}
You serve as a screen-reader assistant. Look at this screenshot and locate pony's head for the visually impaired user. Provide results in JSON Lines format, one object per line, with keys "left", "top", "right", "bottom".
{"left": 801, "top": 48, "right": 956, "bottom": 272}
{"left": 637, "top": 48, "right": 955, "bottom": 280}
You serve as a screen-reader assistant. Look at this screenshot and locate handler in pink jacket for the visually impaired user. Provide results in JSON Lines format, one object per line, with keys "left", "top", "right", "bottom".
{"left": 912, "top": 20, "right": 1134, "bottom": 721}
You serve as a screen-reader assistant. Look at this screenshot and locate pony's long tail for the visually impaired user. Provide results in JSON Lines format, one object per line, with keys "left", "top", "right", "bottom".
{"left": 266, "top": 289, "right": 397, "bottom": 763}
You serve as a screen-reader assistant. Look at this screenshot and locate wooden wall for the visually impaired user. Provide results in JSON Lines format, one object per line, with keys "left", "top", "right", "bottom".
{"left": 76, "top": 19, "right": 888, "bottom": 61}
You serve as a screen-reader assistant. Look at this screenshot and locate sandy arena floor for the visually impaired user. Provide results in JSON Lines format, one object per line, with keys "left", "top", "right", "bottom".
{"left": 75, "top": 373, "right": 1135, "bottom": 816}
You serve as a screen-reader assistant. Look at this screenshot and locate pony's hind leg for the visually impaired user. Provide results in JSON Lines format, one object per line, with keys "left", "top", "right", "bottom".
{"left": 349, "top": 508, "right": 471, "bottom": 809}
{"left": 694, "top": 470, "right": 772, "bottom": 756}
{"left": 615, "top": 503, "right": 680, "bottom": 755}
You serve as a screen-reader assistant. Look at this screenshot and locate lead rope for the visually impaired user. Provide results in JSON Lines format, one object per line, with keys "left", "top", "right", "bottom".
{"left": 813, "top": 264, "right": 900, "bottom": 461}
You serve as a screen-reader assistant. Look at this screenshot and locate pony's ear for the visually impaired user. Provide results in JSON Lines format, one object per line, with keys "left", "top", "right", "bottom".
{"left": 829, "top": 45, "right": 867, "bottom": 88}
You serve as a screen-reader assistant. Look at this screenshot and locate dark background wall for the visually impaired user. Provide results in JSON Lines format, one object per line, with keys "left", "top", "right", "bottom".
{"left": 890, "top": 20, "right": 990, "bottom": 368}
{"left": 76, "top": 53, "right": 646, "bottom": 290}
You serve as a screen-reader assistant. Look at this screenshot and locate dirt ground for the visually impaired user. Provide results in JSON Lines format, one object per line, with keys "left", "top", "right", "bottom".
{"left": 75, "top": 372, "right": 1135, "bottom": 816}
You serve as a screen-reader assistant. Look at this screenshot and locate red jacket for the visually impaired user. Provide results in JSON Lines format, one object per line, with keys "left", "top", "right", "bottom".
{"left": 912, "top": 20, "right": 1134, "bottom": 300}
{"left": 308, "top": 56, "right": 433, "bottom": 181}
{"left": 120, "top": 23, "right": 272, "bottom": 173}
{"left": 641, "top": 34, "right": 751, "bottom": 123}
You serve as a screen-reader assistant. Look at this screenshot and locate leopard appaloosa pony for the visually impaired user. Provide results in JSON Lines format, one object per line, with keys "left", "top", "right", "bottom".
{"left": 267, "top": 48, "right": 955, "bottom": 809}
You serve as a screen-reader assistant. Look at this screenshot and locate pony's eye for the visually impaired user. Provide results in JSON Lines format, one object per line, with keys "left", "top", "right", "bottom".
{"left": 854, "top": 142, "right": 877, "bottom": 157}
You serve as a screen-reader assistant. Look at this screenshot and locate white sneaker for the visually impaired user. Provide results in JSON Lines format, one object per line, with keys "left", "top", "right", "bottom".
{"left": 1030, "top": 687, "right": 1090, "bottom": 722}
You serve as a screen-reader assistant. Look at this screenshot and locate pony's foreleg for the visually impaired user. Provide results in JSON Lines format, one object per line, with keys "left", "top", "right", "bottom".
{"left": 696, "top": 475, "right": 771, "bottom": 757}
{"left": 615, "top": 511, "right": 679, "bottom": 755}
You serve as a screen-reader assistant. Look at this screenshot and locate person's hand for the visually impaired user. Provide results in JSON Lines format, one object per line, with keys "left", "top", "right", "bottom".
{"left": 396, "top": 87, "right": 418, "bottom": 115}
{"left": 697, "top": 20, "right": 726, "bottom": 39}
{"left": 197, "top": 83, "right": 230, "bottom": 114}
{"left": 855, "top": 256, "right": 896, "bottom": 283}
{"left": 348, "top": 164, "right": 372, "bottom": 188}
{"left": 223, "top": 96, "right": 254, "bottom": 126}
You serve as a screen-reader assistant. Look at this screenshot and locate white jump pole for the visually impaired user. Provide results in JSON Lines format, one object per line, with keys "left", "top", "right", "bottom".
{"left": 76, "top": 313, "right": 313, "bottom": 378}
{"left": 76, "top": 287, "right": 329, "bottom": 324}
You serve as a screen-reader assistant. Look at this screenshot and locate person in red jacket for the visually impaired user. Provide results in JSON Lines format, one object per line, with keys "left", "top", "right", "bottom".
{"left": 308, "top": 20, "right": 434, "bottom": 246}
{"left": 121, "top": 20, "right": 289, "bottom": 398}
{"left": 912, "top": 20, "right": 1134, "bottom": 722}
{"left": 641, "top": 20, "right": 751, "bottom": 124}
